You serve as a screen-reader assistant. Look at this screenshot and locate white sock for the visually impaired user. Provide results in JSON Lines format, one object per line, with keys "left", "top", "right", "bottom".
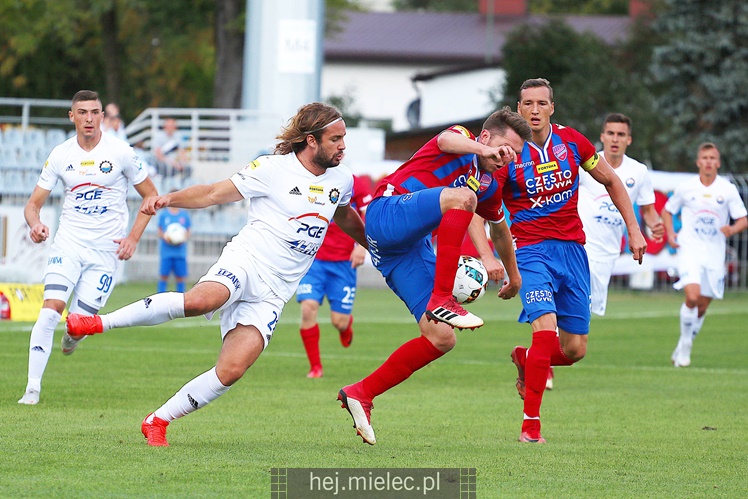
{"left": 154, "top": 367, "right": 231, "bottom": 422}
{"left": 102, "top": 292, "right": 185, "bottom": 330}
{"left": 679, "top": 303, "right": 697, "bottom": 344}
{"left": 693, "top": 314, "right": 705, "bottom": 339}
{"left": 26, "top": 308, "right": 62, "bottom": 392}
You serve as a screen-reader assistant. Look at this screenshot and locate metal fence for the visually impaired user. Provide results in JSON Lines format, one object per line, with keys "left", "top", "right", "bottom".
{"left": 2, "top": 98, "right": 748, "bottom": 290}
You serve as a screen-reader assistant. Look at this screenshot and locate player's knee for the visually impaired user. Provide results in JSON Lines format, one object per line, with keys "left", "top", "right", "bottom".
{"left": 564, "top": 344, "right": 586, "bottom": 362}
{"left": 215, "top": 364, "right": 246, "bottom": 386}
{"left": 183, "top": 290, "right": 223, "bottom": 316}
{"left": 433, "top": 334, "right": 456, "bottom": 352}
{"left": 441, "top": 187, "right": 477, "bottom": 212}
{"left": 300, "top": 301, "right": 318, "bottom": 323}
{"left": 331, "top": 314, "right": 350, "bottom": 331}
{"left": 421, "top": 327, "right": 456, "bottom": 353}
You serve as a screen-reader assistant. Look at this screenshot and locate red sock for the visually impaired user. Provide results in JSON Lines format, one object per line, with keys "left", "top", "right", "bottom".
{"left": 550, "top": 335, "right": 575, "bottom": 366}
{"left": 300, "top": 324, "right": 321, "bottom": 368}
{"left": 431, "top": 209, "right": 474, "bottom": 302}
{"left": 523, "top": 330, "right": 557, "bottom": 418}
{"left": 339, "top": 316, "right": 353, "bottom": 348}
{"left": 361, "top": 335, "right": 445, "bottom": 399}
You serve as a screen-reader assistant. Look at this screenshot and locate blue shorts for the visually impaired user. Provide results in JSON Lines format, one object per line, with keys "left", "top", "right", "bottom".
{"left": 159, "top": 256, "right": 188, "bottom": 278}
{"left": 365, "top": 189, "right": 445, "bottom": 321}
{"left": 296, "top": 259, "right": 357, "bottom": 314}
{"left": 516, "top": 240, "right": 591, "bottom": 335}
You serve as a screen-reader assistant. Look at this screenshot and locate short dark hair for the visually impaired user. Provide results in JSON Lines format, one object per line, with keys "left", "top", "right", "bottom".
{"left": 602, "top": 113, "right": 632, "bottom": 134}
{"left": 71, "top": 90, "right": 100, "bottom": 106}
{"left": 482, "top": 106, "right": 532, "bottom": 142}
{"left": 518, "top": 78, "right": 553, "bottom": 102}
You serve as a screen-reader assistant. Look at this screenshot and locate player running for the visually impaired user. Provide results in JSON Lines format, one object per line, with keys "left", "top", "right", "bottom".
{"left": 18, "top": 90, "right": 157, "bottom": 406}
{"left": 578, "top": 113, "right": 664, "bottom": 316}
{"left": 496, "top": 78, "right": 646, "bottom": 443}
{"left": 296, "top": 174, "right": 372, "bottom": 378}
{"left": 663, "top": 142, "right": 747, "bottom": 367}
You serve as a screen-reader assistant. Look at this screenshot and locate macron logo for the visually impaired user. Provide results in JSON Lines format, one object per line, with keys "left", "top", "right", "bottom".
{"left": 289, "top": 186, "right": 302, "bottom": 195}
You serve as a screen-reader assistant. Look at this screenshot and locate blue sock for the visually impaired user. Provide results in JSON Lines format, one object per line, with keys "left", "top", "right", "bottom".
{"left": 157, "top": 280, "right": 167, "bottom": 293}
{"left": 176, "top": 282, "right": 185, "bottom": 293}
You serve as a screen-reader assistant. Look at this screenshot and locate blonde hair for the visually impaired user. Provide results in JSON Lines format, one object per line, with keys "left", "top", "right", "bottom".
{"left": 274, "top": 103, "right": 343, "bottom": 155}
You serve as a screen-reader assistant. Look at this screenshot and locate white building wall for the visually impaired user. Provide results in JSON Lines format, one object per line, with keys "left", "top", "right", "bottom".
{"left": 323, "top": 62, "right": 506, "bottom": 132}
{"left": 322, "top": 61, "right": 442, "bottom": 132}
{"left": 418, "top": 68, "right": 505, "bottom": 128}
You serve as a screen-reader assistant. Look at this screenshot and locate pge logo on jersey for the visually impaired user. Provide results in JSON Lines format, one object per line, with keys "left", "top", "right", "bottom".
{"left": 290, "top": 213, "right": 329, "bottom": 239}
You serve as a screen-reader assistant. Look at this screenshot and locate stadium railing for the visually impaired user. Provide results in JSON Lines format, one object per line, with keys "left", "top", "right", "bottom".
{"left": 2, "top": 98, "right": 747, "bottom": 291}
{"left": 125, "top": 107, "right": 282, "bottom": 166}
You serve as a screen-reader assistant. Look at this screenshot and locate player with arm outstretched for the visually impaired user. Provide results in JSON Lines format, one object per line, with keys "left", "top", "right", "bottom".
{"left": 66, "top": 103, "right": 366, "bottom": 447}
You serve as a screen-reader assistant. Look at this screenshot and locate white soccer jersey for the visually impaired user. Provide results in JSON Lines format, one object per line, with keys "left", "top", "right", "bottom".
{"left": 37, "top": 133, "right": 150, "bottom": 251}
{"left": 226, "top": 153, "right": 353, "bottom": 301}
{"left": 665, "top": 175, "right": 747, "bottom": 270}
{"left": 578, "top": 153, "right": 656, "bottom": 262}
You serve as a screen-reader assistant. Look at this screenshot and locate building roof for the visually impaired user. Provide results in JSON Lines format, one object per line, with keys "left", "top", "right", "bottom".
{"left": 324, "top": 11, "right": 632, "bottom": 64}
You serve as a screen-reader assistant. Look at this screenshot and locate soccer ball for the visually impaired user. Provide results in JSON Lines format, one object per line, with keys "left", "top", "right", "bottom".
{"left": 164, "top": 223, "right": 187, "bottom": 245}
{"left": 452, "top": 256, "right": 488, "bottom": 304}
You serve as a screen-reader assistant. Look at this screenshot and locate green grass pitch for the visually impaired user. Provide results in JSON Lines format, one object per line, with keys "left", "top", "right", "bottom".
{"left": 2, "top": 283, "right": 747, "bottom": 497}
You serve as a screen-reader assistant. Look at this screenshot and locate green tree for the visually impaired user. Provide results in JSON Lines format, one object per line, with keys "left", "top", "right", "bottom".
{"left": 0, "top": 0, "right": 365, "bottom": 116}
{"left": 529, "top": 0, "right": 628, "bottom": 15}
{"left": 392, "top": 0, "right": 477, "bottom": 11}
{"left": 0, "top": 0, "right": 215, "bottom": 118}
{"left": 499, "top": 21, "right": 622, "bottom": 138}
{"left": 651, "top": 0, "right": 748, "bottom": 172}
{"left": 497, "top": 19, "right": 664, "bottom": 167}
{"left": 394, "top": 0, "right": 628, "bottom": 14}
{"left": 0, "top": 0, "right": 106, "bottom": 100}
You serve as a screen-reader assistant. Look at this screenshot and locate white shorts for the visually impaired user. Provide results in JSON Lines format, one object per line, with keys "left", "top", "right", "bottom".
{"left": 198, "top": 246, "right": 286, "bottom": 349}
{"left": 588, "top": 258, "right": 615, "bottom": 316}
{"left": 44, "top": 238, "right": 119, "bottom": 313}
{"left": 674, "top": 251, "right": 724, "bottom": 299}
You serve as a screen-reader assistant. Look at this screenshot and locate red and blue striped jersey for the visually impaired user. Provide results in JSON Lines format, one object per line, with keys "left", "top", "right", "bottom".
{"left": 495, "top": 123, "right": 599, "bottom": 248}
{"left": 373, "top": 126, "right": 505, "bottom": 223}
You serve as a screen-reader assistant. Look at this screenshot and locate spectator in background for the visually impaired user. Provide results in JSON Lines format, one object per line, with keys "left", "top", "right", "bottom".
{"left": 157, "top": 199, "right": 192, "bottom": 293}
{"left": 662, "top": 142, "right": 748, "bottom": 368}
{"left": 296, "top": 174, "right": 373, "bottom": 378}
{"left": 153, "top": 117, "right": 191, "bottom": 179}
{"left": 101, "top": 102, "right": 128, "bottom": 143}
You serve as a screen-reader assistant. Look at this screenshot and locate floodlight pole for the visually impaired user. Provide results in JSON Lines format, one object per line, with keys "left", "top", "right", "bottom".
{"left": 241, "top": 0, "right": 325, "bottom": 122}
